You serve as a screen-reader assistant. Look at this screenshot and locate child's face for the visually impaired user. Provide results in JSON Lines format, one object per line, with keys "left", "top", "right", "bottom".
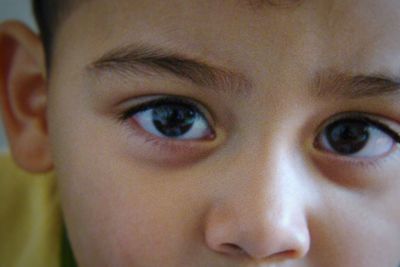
{"left": 45, "top": 0, "right": 400, "bottom": 266}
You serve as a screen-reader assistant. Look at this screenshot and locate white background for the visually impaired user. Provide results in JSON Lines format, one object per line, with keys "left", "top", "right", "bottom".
{"left": 0, "top": 0, "right": 36, "bottom": 151}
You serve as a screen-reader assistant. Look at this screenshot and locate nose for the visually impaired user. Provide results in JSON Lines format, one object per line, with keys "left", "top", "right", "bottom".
{"left": 204, "top": 151, "right": 311, "bottom": 262}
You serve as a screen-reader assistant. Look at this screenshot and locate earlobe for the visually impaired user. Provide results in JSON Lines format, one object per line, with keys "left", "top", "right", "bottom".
{"left": 0, "top": 21, "right": 53, "bottom": 173}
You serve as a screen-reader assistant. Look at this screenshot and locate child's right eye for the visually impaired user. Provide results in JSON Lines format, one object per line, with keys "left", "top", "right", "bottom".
{"left": 119, "top": 96, "right": 216, "bottom": 141}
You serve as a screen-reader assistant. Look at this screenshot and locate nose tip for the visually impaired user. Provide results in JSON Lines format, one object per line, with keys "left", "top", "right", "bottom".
{"left": 205, "top": 205, "right": 310, "bottom": 261}
{"left": 243, "top": 224, "right": 310, "bottom": 260}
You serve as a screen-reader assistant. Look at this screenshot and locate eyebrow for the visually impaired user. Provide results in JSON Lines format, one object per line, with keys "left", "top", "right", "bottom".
{"left": 313, "top": 71, "right": 400, "bottom": 99}
{"left": 88, "top": 44, "right": 252, "bottom": 96}
{"left": 89, "top": 45, "right": 400, "bottom": 101}
{"left": 244, "top": 0, "right": 304, "bottom": 9}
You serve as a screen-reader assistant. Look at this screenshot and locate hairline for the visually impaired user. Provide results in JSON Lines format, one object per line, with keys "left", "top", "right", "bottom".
{"left": 34, "top": 0, "right": 302, "bottom": 71}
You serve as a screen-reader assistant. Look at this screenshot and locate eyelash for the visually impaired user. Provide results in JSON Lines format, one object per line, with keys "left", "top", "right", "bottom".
{"left": 319, "top": 113, "right": 400, "bottom": 143}
{"left": 314, "top": 112, "right": 400, "bottom": 167}
{"left": 118, "top": 96, "right": 207, "bottom": 119}
{"left": 117, "top": 96, "right": 215, "bottom": 148}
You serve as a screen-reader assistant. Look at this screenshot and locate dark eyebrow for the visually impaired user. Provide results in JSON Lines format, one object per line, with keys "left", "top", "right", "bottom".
{"left": 88, "top": 44, "right": 252, "bottom": 96}
{"left": 313, "top": 71, "right": 400, "bottom": 99}
{"left": 244, "top": 0, "right": 304, "bottom": 9}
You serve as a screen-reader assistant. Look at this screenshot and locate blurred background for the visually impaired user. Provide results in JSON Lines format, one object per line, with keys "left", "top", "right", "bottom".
{"left": 0, "top": 0, "right": 36, "bottom": 151}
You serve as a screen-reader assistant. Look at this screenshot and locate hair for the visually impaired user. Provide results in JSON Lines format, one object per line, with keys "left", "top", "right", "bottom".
{"left": 32, "top": 0, "right": 76, "bottom": 67}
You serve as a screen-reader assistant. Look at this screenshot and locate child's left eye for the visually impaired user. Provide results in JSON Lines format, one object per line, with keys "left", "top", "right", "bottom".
{"left": 315, "top": 115, "right": 400, "bottom": 159}
{"left": 122, "top": 97, "right": 215, "bottom": 140}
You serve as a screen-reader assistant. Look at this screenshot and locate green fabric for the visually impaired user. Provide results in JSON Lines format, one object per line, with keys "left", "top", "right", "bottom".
{"left": 1, "top": 152, "right": 81, "bottom": 267}
{"left": 0, "top": 153, "right": 61, "bottom": 267}
{"left": 61, "top": 226, "right": 79, "bottom": 267}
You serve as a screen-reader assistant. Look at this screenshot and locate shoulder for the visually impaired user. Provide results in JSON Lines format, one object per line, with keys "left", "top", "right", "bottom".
{"left": 0, "top": 153, "right": 62, "bottom": 267}
{"left": 0, "top": 153, "right": 57, "bottom": 207}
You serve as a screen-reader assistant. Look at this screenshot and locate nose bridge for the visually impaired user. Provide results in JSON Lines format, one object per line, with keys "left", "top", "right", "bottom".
{"left": 205, "top": 136, "right": 311, "bottom": 260}
{"left": 236, "top": 144, "right": 308, "bottom": 238}
{"left": 233, "top": 131, "right": 306, "bottom": 210}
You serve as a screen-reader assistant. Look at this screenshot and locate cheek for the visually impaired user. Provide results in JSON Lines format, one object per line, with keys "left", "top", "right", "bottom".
{"left": 312, "top": 223, "right": 400, "bottom": 267}
{"left": 52, "top": 135, "right": 208, "bottom": 266}
{"left": 309, "top": 154, "right": 400, "bottom": 265}
{"left": 335, "top": 215, "right": 400, "bottom": 266}
{"left": 309, "top": 185, "right": 400, "bottom": 267}
{"left": 56, "top": 164, "right": 194, "bottom": 265}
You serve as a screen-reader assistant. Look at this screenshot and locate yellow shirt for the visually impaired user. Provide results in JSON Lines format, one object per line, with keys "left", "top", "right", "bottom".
{"left": 0, "top": 153, "right": 61, "bottom": 267}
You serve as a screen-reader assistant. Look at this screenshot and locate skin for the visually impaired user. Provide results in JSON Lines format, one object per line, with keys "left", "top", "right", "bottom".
{"left": 0, "top": 0, "right": 400, "bottom": 266}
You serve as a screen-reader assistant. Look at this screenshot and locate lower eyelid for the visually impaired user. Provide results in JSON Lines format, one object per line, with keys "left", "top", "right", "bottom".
{"left": 309, "top": 154, "right": 391, "bottom": 190}
{"left": 311, "top": 141, "right": 399, "bottom": 167}
{"left": 119, "top": 119, "right": 223, "bottom": 166}
{"left": 127, "top": 117, "right": 216, "bottom": 146}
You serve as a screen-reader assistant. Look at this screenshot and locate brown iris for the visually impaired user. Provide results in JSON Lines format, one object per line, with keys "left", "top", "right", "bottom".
{"left": 325, "top": 119, "right": 370, "bottom": 155}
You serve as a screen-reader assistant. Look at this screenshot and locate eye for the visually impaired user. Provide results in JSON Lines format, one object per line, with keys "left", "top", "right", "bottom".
{"left": 123, "top": 97, "right": 215, "bottom": 140}
{"left": 316, "top": 116, "right": 400, "bottom": 158}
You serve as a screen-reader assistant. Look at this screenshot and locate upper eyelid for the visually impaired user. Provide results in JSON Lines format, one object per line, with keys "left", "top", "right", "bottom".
{"left": 318, "top": 112, "right": 400, "bottom": 143}
{"left": 129, "top": 98, "right": 201, "bottom": 114}
{"left": 119, "top": 95, "right": 215, "bottom": 125}
{"left": 317, "top": 111, "right": 391, "bottom": 130}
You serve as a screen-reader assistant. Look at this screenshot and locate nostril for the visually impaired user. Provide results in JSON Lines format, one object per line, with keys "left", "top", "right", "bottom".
{"left": 270, "top": 249, "right": 298, "bottom": 260}
{"left": 221, "top": 243, "right": 247, "bottom": 256}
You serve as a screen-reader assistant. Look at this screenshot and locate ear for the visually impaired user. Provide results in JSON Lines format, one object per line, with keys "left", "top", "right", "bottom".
{"left": 0, "top": 21, "right": 52, "bottom": 173}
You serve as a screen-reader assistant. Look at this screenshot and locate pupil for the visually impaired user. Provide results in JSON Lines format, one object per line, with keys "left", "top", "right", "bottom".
{"left": 326, "top": 119, "right": 370, "bottom": 155}
{"left": 152, "top": 104, "right": 196, "bottom": 137}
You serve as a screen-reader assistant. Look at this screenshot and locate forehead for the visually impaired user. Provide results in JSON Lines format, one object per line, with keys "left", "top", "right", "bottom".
{"left": 55, "top": 0, "right": 400, "bottom": 81}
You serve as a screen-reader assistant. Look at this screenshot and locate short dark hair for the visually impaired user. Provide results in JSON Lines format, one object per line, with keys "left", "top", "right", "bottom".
{"left": 32, "top": 0, "right": 76, "bottom": 68}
